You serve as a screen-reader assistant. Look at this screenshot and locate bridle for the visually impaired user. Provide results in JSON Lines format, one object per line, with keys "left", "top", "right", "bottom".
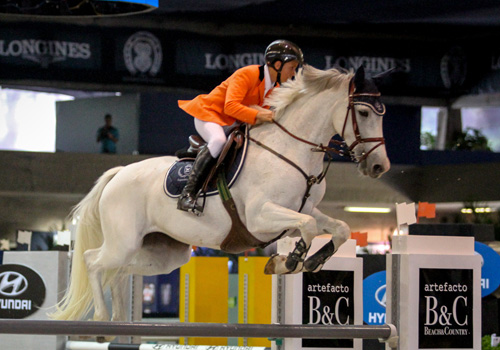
{"left": 341, "top": 79, "right": 386, "bottom": 163}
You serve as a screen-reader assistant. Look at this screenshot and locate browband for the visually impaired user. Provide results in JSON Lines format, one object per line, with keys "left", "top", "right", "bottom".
{"left": 352, "top": 101, "right": 386, "bottom": 116}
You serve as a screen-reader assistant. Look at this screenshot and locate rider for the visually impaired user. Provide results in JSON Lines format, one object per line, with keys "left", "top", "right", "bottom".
{"left": 177, "top": 39, "right": 304, "bottom": 214}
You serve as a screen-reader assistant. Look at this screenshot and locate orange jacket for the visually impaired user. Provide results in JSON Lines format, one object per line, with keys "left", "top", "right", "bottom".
{"left": 178, "top": 65, "right": 272, "bottom": 126}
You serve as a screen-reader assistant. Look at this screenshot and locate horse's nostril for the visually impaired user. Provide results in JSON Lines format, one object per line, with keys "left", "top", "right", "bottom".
{"left": 373, "top": 164, "right": 383, "bottom": 174}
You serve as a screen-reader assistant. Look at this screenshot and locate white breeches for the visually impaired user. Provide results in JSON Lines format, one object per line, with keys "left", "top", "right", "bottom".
{"left": 194, "top": 118, "right": 227, "bottom": 157}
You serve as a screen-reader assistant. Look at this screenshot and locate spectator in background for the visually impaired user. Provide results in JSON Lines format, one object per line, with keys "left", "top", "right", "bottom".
{"left": 97, "top": 114, "right": 119, "bottom": 154}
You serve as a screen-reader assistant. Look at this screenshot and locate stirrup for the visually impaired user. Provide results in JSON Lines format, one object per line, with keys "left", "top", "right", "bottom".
{"left": 177, "top": 193, "right": 204, "bottom": 216}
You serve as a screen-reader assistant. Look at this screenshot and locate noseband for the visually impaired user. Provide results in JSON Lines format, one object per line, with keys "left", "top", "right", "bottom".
{"left": 341, "top": 80, "right": 386, "bottom": 163}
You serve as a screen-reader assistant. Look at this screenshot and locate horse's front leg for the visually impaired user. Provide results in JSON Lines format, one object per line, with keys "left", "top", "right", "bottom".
{"left": 247, "top": 202, "right": 319, "bottom": 275}
{"left": 303, "top": 207, "right": 350, "bottom": 272}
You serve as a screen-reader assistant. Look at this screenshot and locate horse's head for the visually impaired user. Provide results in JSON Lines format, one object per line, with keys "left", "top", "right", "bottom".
{"left": 340, "top": 66, "right": 391, "bottom": 178}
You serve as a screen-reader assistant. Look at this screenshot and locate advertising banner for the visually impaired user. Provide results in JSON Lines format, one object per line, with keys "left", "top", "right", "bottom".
{"left": 0, "top": 264, "right": 46, "bottom": 319}
{"left": 1, "top": 23, "right": 500, "bottom": 96}
{"left": 418, "top": 268, "right": 474, "bottom": 349}
{"left": 273, "top": 238, "right": 363, "bottom": 350}
{"left": 302, "top": 270, "right": 355, "bottom": 348}
{"left": 386, "top": 235, "right": 481, "bottom": 350}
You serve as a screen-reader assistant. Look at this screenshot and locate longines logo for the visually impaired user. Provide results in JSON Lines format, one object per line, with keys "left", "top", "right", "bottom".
{"left": 123, "top": 31, "right": 162, "bottom": 76}
{"left": 177, "top": 163, "right": 192, "bottom": 182}
{"left": 440, "top": 46, "right": 467, "bottom": 89}
{"left": 0, "top": 264, "right": 46, "bottom": 319}
{"left": 324, "top": 55, "right": 411, "bottom": 74}
{"left": 0, "top": 39, "right": 91, "bottom": 68}
{"left": 205, "top": 53, "right": 265, "bottom": 71}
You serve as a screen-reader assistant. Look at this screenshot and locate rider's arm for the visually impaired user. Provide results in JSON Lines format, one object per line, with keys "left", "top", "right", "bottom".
{"left": 249, "top": 105, "right": 274, "bottom": 124}
{"left": 224, "top": 68, "right": 261, "bottom": 125}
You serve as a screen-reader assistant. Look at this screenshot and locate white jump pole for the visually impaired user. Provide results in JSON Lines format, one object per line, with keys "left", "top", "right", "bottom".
{"left": 66, "top": 341, "right": 267, "bottom": 350}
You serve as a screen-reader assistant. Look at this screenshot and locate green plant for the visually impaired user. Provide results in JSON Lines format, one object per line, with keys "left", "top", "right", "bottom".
{"left": 421, "top": 131, "right": 437, "bottom": 150}
{"left": 482, "top": 335, "right": 500, "bottom": 350}
{"left": 448, "top": 127, "right": 492, "bottom": 151}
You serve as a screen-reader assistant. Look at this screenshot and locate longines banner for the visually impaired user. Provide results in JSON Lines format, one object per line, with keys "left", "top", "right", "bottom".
{"left": 0, "top": 28, "right": 100, "bottom": 69}
{"left": 0, "top": 23, "right": 499, "bottom": 95}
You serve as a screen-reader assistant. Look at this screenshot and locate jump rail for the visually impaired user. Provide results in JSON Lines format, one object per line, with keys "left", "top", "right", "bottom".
{"left": 0, "top": 320, "right": 397, "bottom": 343}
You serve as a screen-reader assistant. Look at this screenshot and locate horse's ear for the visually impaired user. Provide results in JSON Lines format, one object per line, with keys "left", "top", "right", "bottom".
{"left": 354, "top": 65, "right": 366, "bottom": 89}
{"left": 372, "top": 67, "right": 396, "bottom": 86}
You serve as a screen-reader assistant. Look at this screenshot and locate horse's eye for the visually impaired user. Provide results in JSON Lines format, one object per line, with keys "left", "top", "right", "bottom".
{"left": 358, "top": 110, "right": 369, "bottom": 117}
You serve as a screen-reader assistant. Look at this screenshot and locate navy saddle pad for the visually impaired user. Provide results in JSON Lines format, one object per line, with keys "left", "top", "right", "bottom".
{"left": 164, "top": 131, "right": 248, "bottom": 198}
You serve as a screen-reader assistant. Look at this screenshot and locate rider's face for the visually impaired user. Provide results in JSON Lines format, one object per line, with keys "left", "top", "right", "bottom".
{"left": 279, "top": 60, "right": 299, "bottom": 83}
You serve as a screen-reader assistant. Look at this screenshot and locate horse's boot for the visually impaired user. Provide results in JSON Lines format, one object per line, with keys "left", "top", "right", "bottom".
{"left": 177, "top": 145, "right": 215, "bottom": 215}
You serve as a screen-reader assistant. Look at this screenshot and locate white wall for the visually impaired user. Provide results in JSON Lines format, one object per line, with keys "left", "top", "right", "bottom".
{"left": 55, "top": 94, "right": 140, "bottom": 154}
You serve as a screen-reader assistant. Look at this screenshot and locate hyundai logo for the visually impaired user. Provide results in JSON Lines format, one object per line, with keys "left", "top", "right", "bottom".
{"left": 0, "top": 271, "right": 28, "bottom": 297}
{"left": 375, "top": 284, "right": 386, "bottom": 307}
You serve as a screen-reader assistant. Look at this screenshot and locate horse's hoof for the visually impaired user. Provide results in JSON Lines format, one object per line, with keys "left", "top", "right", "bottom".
{"left": 77, "top": 335, "right": 92, "bottom": 341}
{"left": 303, "top": 258, "right": 323, "bottom": 273}
{"left": 285, "top": 257, "right": 304, "bottom": 274}
{"left": 96, "top": 336, "right": 107, "bottom": 343}
{"left": 96, "top": 335, "right": 116, "bottom": 343}
{"left": 264, "top": 254, "right": 287, "bottom": 274}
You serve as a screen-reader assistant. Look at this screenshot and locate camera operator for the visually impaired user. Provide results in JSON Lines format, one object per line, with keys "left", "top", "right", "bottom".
{"left": 96, "top": 114, "right": 119, "bottom": 154}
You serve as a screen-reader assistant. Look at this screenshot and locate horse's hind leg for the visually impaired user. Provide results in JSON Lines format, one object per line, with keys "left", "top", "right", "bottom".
{"left": 125, "top": 232, "right": 192, "bottom": 276}
{"left": 110, "top": 273, "right": 129, "bottom": 322}
{"left": 85, "top": 244, "right": 138, "bottom": 343}
{"left": 303, "top": 207, "right": 350, "bottom": 272}
{"left": 83, "top": 248, "right": 111, "bottom": 322}
{"left": 84, "top": 242, "right": 139, "bottom": 322}
{"left": 109, "top": 234, "right": 192, "bottom": 323}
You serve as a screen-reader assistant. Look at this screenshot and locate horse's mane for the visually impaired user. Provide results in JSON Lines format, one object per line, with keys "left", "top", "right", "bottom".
{"left": 265, "top": 65, "right": 354, "bottom": 115}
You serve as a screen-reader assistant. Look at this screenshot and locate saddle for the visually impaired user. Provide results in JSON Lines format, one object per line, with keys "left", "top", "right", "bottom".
{"left": 165, "top": 125, "right": 246, "bottom": 198}
{"left": 165, "top": 125, "right": 266, "bottom": 254}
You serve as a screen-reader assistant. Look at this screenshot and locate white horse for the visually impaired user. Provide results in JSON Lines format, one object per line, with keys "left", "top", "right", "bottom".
{"left": 50, "top": 64, "right": 390, "bottom": 328}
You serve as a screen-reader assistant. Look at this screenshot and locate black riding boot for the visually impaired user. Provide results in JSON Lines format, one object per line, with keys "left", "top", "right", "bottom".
{"left": 177, "top": 145, "right": 216, "bottom": 214}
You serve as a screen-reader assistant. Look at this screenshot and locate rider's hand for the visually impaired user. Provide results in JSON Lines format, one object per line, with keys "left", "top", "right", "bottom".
{"left": 255, "top": 110, "right": 274, "bottom": 124}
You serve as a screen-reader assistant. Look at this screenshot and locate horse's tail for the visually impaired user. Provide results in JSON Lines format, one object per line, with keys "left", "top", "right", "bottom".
{"left": 49, "top": 166, "right": 123, "bottom": 321}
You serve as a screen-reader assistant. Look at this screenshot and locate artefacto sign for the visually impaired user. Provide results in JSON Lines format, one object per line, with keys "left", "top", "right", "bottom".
{"left": 302, "top": 270, "right": 354, "bottom": 348}
{"left": 474, "top": 241, "right": 500, "bottom": 297}
{"left": 0, "top": 264, "right": 46, "bottom": 318}
{"left": 363, "top": 270, "right": 386, "bottom": 325}
{"left": 418, "top": 268, "right": 473, "bottom": 349}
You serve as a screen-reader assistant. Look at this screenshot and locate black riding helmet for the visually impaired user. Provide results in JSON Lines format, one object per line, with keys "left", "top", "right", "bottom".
{"left": 265, "top": 39, "right": 304, "bottom": 84}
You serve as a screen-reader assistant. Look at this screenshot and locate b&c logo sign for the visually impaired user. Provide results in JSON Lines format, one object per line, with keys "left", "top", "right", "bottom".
{"left": 418, "top": 268, "right": 473, "bottom": 349}
{"left": 302, "top": 270, "right": 354, "bottom": 348}
{"left": 0, "top": 264, "right": 46, "bottom": 318}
